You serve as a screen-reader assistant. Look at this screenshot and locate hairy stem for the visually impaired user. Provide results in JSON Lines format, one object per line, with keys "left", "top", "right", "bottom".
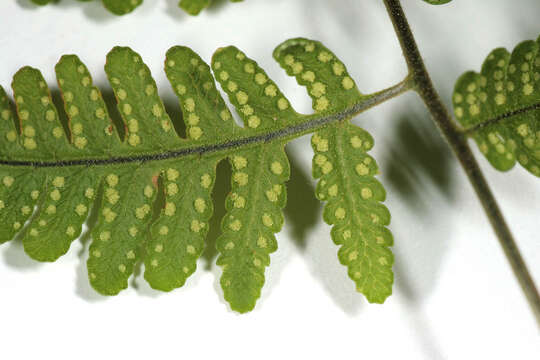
{"left": 0, "top": 78, "right": 412, "bottom": 168}
{"left": 383, "top": 0, "right": 540, "bottom": 327}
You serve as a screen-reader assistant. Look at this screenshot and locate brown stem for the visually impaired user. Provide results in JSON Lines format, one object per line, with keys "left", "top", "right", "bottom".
{"left": 383, "top": 0, "right": 540, "bottom": 327}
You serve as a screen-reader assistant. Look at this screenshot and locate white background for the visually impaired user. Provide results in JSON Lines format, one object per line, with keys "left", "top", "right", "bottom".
{"left": 1, "top": 0, "right": 539, "bottom": 359}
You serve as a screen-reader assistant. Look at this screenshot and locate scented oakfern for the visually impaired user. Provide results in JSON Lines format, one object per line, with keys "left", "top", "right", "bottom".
{"left": 422, "top": 0, "right": 451, "bottom": 4}
{"left": 0, "top": 38, "right": 394, "bottom": 312}
{"left": 28, "top": 0, "right": 448, "bottom": 16}
{"left": 29, "top": 0, "right": 243, "bottom": 15}
{"left": 453, "top": 36, "right": 540, "bottom": 177}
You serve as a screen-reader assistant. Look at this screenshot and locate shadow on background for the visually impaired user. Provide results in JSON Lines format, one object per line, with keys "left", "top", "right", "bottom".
{"left": 1, "top": 211, "right": 44, "bottom": 270}
{"left": 15, "top": 0, "right": 50, "bottom": 9}
{"left": 1, "top": 237, "right": 42, "bottom": 270}
{"left": 382, "top": 107, "right": 455, "bottom": 301}
{"left": 298, "top": 0, "right": 373, "bottom": 42}
{"left": 284, "top": 149, "right": 320, "bottom": 250}
{"left": 51, "top": 89, "right": 71, "bottom": 137}
{"left": 382, "top": 107, "right": 456, "bottom": 360}
{"left": 164, "top": 0, "right": 187, "bottom": 21}
{"left": 101, "top": 89, "right": 127, "bottom": 141}
{"left": 384, "top": 113, "right": 454, "bottom": 211}
{"left": 206, "top": 0, "right": 241, "bottom": 15}
{"left": 284, "top": 142, "right": 364, "bottom": 315}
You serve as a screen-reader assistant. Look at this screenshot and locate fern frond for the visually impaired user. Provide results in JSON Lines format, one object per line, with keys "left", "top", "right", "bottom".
{"left": 208, "top": 46, "right": 295, "bottom": 312}
{"left": 0, "top": 39, "right": 394, "bottom": 312}
{"left": 421, "top": 0, "right": 451, "bottom": 5}
{"left": 102, "top": 0, "right": 142, "bottom": 15}
{"left": 180, "top": 0, "right": 243, "bottom": 15}
{"left": 274, "top": 39, "right": 394, "bottom": 302}
{"left": 453, "top": 36, "right": 540, "bottom": 177}
{"left": 29, "top": 0, "right": 243, "bottom": 16}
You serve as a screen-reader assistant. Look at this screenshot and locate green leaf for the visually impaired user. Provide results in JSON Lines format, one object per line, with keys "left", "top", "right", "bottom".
{"left": 274, "top": 38, "right": 394, "bottom": 303}
{"left": 29, "top": 0, "right": 243, "bottom": 16}
{"left": 144, "top": 158, "right": 218, "bottom": 291}
{"left": 421, "top": 0, "right": 452, "bottom": 4}
{"left": 55, "top": 54, "right": 122, "bottom": 155}
{"left": 0, "top": 38, "right": 394, "bottom": 312}
{"left": 179, "top": 0, "right": 243, "bottom": 15}
{"left": 88, "top": 166, "right": 158, "bottom": 294}
{"left": 0, "top": 89, "right": 43, "bottom": 245}
{"left": 30, "top": 0, "right": 55, "bottom": 5}
{"left": 22, "top": 168, "right": 96, "bottom": 261}
{"left": 179, "top": 0, "right": 211, "bottom": 15}
{"left": 453, "top": 36, "right": 540, "bottom": 177}
{"left": 11, "top": 67, "right": 71, "bottom": 158}
{"left": 102, "top": 0, "right": 142, "bottom": 15}
{"left": 104, "top": 47, "right": 181, "bottom": 151}
{"left": 143, "top": 46, "right": 230, "bottom": 291}
{"left": 210, "top": 46, "right": 294, "bottom": 312}
{"left": 29, "top": 0, "right": 140, "bottom": 15}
